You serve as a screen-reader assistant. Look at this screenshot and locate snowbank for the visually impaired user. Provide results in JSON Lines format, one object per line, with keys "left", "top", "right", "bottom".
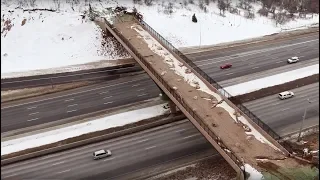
{"left": 224, "top": 64, "right": 319, "bottom": 97}
{"left": 1, "top": 103, "right": 169, "bottom": 155}
{"left": 243, "top": 164, "right": 264, "bottom": 180}
{"left": 1, "top": 0, "right": 318, "bottom": 77}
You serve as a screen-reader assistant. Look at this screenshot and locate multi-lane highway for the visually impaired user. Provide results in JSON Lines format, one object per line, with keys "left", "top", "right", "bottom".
{"left": 1, "top": 33, "right": 319, "bottom": 132}
{"left": 2, "top": 82, "right": 319, "bottom": 179}
{"left": 244, "top": 82, "right": 319, "bottom": 136}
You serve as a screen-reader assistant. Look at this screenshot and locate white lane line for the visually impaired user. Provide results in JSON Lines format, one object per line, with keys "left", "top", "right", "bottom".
{"left": 175, "top": 129, "right": 186, "bottom": 133}
{"left": 183, "top": 134, "right": 198, "bottom": 139}
{"left": 64, "top": 98, "right": 74, "bottom": 102}
{"left": 104, "top": 102, "right": 114, "bottom": 105}
{"left": 27, "top": 118, "right": 39, "bottom": 122}
{"left": 145, "top": 146, "right": 156, "bottom": 150}
{"left": 300, "top": 94, "right": 308, "bottom": 98}
{"left": 2, "top": 77, "right": 146, "bottom": 109}
{"left": 137, "top": 93, "right": 147, "bottom": 97}
{"left": 67, "top": 104, "right": 78, "bottom": 107}
{"left": 52, "top": 161, "right": 65, "bottom": 166}
{"left": 103, "top": 157, "right": 115, "bottom": 161}
{"left": 226, "top": 72, "right": 233, "bottom": 76}
{"left": 29, "top": 112, "right": 39, "bottom": 116}
{"left": 103, "top": 96, "right": 113, "bottom": 99}
{"left": 56, "top": 169, "right": 71, "bottom": 174}
{"left": 2, "top": 173, "right": 18, "bottom": 178}
{"left": 252, "top": 66, "right": 259, "bottom": 69}
{"left": 138, "top": 139, "right": 149, "bottom": 143}
{"left": 272, "top": 102, "right": 280, "bottom": 106}
{"left": 281, "top": 108, "right": 290, "bottom": 111}
{"left": 27, "top": 106, "right": 37, "bottom": 110}
{"left": 67, "top": 109, "right": 77, "bottom": 113}
{"left": 276, "top": 61, "right": 282, "bottom": 63}
{"left": 99, "top": 91, "right": 109, "bottom": 94}
{"left": 132, "top": 84, "right": 140, "bottom": 87}
{"left": 137, "top": 88, "right": 145, "bottom": 91}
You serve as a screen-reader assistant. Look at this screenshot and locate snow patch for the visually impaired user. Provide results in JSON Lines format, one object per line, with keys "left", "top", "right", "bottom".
{"left": 1, "top": 103, "right": 169, "bottom": 156}
{"left": 224, "top": 64, "right": 319, "bottom": 97}
{"left": 244, "top": 164, "right": 264, "bottom": 180}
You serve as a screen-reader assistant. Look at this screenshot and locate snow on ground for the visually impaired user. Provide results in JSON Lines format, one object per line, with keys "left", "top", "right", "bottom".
{"left": 1, "top": 103, "right": 169, "bottom": 155}
{"left": 243, "top": 164, "right": 264, "bottom": 180}
{"left": 224, "top": 64, "right": 319, "bottom": 97}
{"left": 1, "top": 0, "right": 318, "bottom": 77}
{"left": 132, "top": 22, "right": 279, "bottom": 151}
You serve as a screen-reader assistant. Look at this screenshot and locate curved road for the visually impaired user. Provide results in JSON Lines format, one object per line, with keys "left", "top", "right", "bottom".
{"left": 1, "top": 83, "right": 319, "bottom": 179}
{"left": 1, "top": 34, "right": 319, "bottom": 132}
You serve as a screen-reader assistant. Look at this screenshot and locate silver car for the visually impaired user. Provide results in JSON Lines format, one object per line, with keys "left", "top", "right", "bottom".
{"left": 93, "top": 149, "right": 112, "bottom": 160}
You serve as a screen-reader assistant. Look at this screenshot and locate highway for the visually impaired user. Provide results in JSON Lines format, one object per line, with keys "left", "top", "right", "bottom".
{"left": 1, "top": 83, "right": 319, "bottom": 179}
{"left": 1, "top": 33, "right": 319, "bottom": 132}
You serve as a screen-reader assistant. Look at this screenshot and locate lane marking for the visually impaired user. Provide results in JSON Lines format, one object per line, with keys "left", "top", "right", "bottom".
{"left": 99, "top": 91, "right": 109, "bottom": 94}
{"left": 137, "top": 93, "right": 147, "bottom": 97}
{"left": 64, "top": 98, "right": 74, "bottom": 102}
{"left": 104, "top": 102, "right": 114, "bottom": 105}
{"left": 276, "top": 61, "right": 282, "bottom": 63}
{"left": 27, "top": 118, "right": 39, "bottom": 122}
{"left": 226, "top": 72, "right": 234, "bottom": 76}
{"left": 67, "top": 109, "right": 77, "bottom": 113}
{"left": 56, "top": 169, "right": 71, "bottom": 174}
{"left": 272, "top": 102, "right": 280, "bottom": 106}
{"left": 281, "top": 108, "right": 290, "bottom": 111}
{"left": 29, "top": 112, "right": 39, "bottom": 116}
{"left": 2, "top": 76, "right": 147, "bottom": 109}
{"left": 132, "top": 84, "right": 140, "bottom": 87}
{"left": 175, "top": 129, "right": 186, "bottom": 133}
{"left": 2, "top": 173, "right": 18, "bottom": 178}
{"left": 145, "top": 146, "right": 156, "bottom": 150}
{"left": 138, "top": 139, "right": 149, "bottom": 143}
{"left": 252, "top": 66, "right": 259, "bottom": 69}
{"left": 103, "top": 157, "right": 115, "bottom": 161}
{"left": 67, "top": 104, "right": 78, "bottom": 107}
{"left": 52, "top": 161, "right": 65, "bottom": 166}
{"left": 103, "top": 96, "right": 113, "bottom": 99}
{"left": 27, "top": 106, "right": 37, "bottom": 110}
{"left": 183, "top": 134, "right": 198, "bottom": 139}
{"left": 137, "top": 88, "right": 145, "bottom": 91}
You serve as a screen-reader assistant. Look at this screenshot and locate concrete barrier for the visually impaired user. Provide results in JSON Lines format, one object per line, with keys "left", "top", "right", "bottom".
{"left": 1, "top": 114, "right": 185, "bottom": 166}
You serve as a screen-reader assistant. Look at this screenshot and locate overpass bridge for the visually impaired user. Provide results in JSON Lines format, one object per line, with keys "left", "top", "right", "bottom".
{"left": 100, "top": 14, "right": 311, "bottom": 179}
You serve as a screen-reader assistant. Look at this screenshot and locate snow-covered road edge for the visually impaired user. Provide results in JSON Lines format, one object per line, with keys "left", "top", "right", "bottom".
{"left": 1, "top": 103, "right": 169, "bottom": 156}
{"left": 223, "top": 64, "right": 319, "bottom": 97}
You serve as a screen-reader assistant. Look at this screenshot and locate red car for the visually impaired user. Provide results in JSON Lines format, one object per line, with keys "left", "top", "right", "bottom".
{"left": 220, "top": 63, "right": 232, "bottom": 69}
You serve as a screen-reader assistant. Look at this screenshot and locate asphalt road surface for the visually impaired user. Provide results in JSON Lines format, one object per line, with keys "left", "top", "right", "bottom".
{"left": 1, "top": 33, "right": 319, "bottom": 132}
{"left": 1, "top": 83, "right": 319, "bottom": 180}
{"left": 244, "top": 82, "right": 319, "bottom": 135}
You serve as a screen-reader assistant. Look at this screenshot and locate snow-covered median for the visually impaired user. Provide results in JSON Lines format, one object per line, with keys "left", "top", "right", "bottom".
{"left": 224, "top": 64, "right": 319, "bottom": 97}
{"left": 1, "top": 103, "right": 169, "bottom": 156}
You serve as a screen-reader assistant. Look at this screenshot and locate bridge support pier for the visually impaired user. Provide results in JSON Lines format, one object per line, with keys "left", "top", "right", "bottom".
{"left": 158, "top": 85, "right": 177, "bottom": 114}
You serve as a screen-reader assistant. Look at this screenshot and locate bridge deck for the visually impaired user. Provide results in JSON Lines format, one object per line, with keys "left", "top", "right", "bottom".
{"left": 104, "top": 15, "right": 308, "bottom": 177}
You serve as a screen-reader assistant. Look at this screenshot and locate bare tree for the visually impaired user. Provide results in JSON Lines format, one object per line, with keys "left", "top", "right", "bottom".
{"left": 217, "top": 0, "right": 226, "bottom": 15}
{"left": 144, "top": 0, "right": 153, "bottom": 6}
{"left": 164, "top": 2, "right": 174, "bottom": 15}
{"left": 53, "top": 0, "right": 61, "bottom": 10}
{"left": 29, "top": 0, "right": 36, "bottom": 7}
{"left": 258, "top": 7, "right": 269, "bottom": 16}
{"left": 188, "top": 0, "right": 194, "bottom": 4}
{"left": 204, "top": 0, "right": 210, "bottom": 5}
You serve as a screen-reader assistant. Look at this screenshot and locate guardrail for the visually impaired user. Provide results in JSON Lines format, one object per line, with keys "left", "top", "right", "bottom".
{"left": 138, "top": 19, "right": 281, "bottom": 141}
{"left": 1, "top": 64, "right": 140, "bottom": 90}
{"left": 104, "top": 18, "right": 245, "bottom": 172}
{"left": 1, "top": 114, "right": 185, "bottom": 166}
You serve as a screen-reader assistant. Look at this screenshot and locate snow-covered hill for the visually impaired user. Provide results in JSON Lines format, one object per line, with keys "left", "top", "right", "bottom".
{"left": 1, "top": 0, "right": 318, "bottom": 77}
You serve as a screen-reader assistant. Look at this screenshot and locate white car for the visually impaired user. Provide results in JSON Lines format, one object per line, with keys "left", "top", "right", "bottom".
{"left": 93, "top": 149, "right": 112, "bottom": 160}
{"left": 287, "top": 56, "right": 299, "bottom": 63}
{"left": 278, "top": 91, "right": 294, "bottom": 100}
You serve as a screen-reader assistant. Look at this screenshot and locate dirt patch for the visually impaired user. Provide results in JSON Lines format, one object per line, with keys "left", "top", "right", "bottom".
{"left": 21, "top": 18, "right": 26, "bottom": 26}
{"left": 230, "top": 74, "right": 319, "bottom": 104}
{"left": 1, "top": 81, "right": 96, "bottom": 103}
{"left": 155, "top": 157, "right": 237, "bottom": 180}
{"left": 1, "top": 18, "right": 13, "bottom": 37}
{"left": 281, "top": 132, "right": 319, "bottom": 162}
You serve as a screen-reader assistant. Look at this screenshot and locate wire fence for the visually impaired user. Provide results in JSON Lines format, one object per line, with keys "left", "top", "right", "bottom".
{"left": 139, "top": 18, "right": 282, "bottom": 141}
{"left": 104, "top": 18, "right": 245, "bottom": 171}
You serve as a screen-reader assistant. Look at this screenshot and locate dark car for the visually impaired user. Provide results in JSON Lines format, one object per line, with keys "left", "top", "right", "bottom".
{"left": 220, "top": 63, "right": 232, "bottom": 69}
